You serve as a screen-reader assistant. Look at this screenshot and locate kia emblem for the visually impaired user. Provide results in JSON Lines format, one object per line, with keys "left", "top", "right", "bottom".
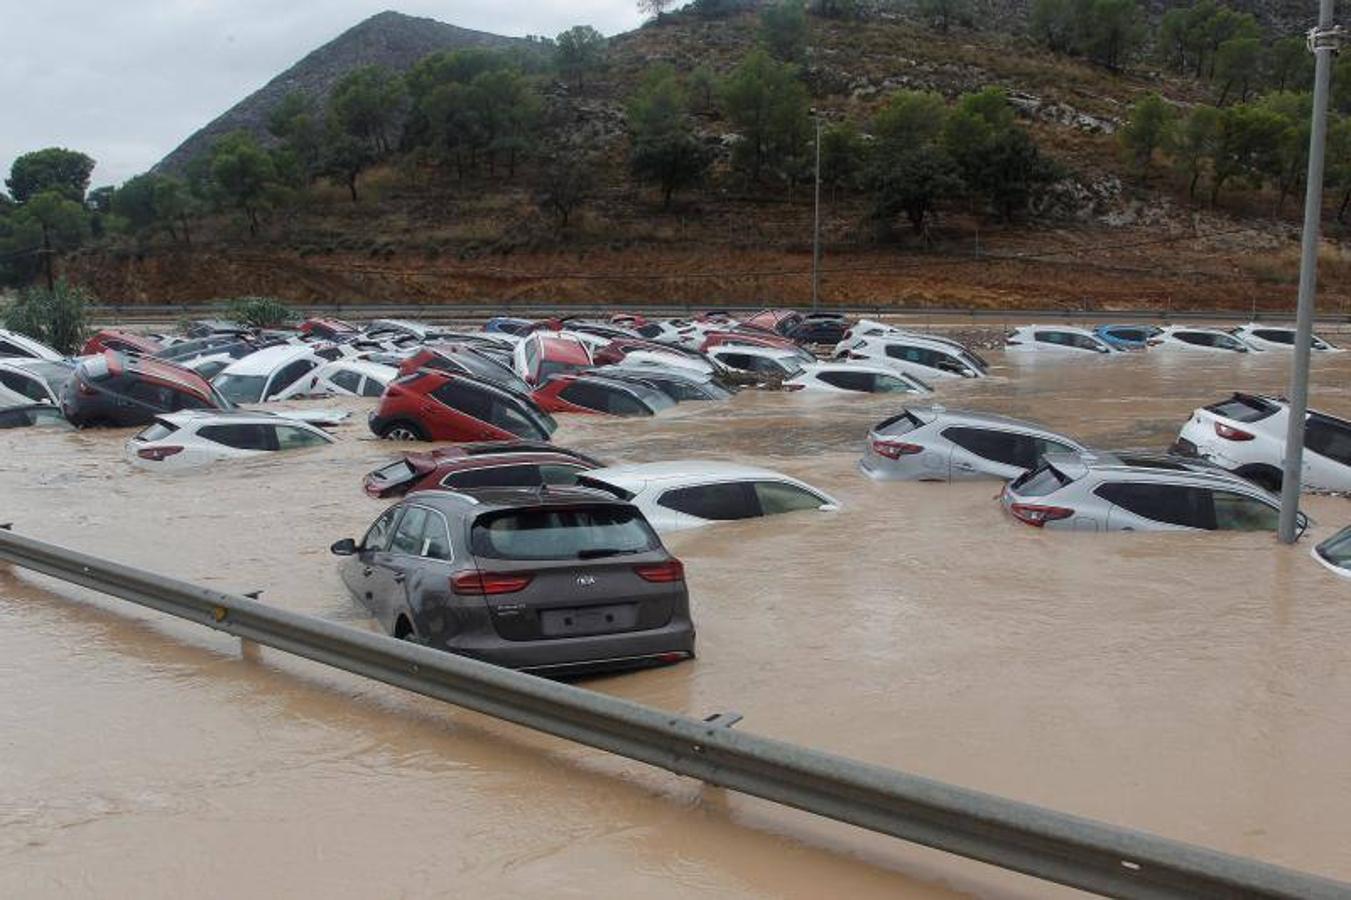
{"left": 576, "top": 574, "right": 596, "bottom": 587}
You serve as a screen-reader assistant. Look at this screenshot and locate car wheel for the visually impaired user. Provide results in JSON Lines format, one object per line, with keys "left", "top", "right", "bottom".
{"left": 381, "top": 421, "right": 426, "bottom": 442}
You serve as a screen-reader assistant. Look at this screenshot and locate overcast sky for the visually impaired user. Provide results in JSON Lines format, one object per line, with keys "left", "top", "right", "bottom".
{"left": 2, "top": 2, "right": 644, "bottom": 192}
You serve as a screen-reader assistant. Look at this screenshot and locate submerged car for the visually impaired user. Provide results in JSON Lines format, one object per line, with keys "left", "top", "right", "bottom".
{"left": 81, "top": 329, "right": 163, "bottom": 357}
{"left": 362, "top": 441, "right": 605, "bottom": 498}
{"left": 705, "top": 346, "right": 806, "bottom": 380}
{"left": 364, "top": 449, "right": 597, "bottom": 498}
{"left": 0, "top": 403, "right": 71, "bottom": 429}
{"left": 1174, "top": 393, "right": 1351, "bottom": 492}
{"left": 369, "top": 371, "right": 557, "bottom": 442}
{"left": 1000, "top": 450, "right": 1305, "bottom": 534}
{"left": 1231, "top": 324, "right": 1341, "bottom": 353}
{"left": 0, "top": 358, "right": 75, "bottom": 405}
{"left": 212, "top": 344, "right": 332, "bottom": 404}
{"left": 513, "top": 332, "right": 594, "bottom": 386}
{"left": 531, "top": 373, "right": 676, "bottom": 417}
{"left": 578, "top": 461, "right": 839, "bottom": 533}
{"left": 1093, "top": 324, "right": 1163, "bottom": 350}
{"left": 397, "top": 343, "right": 530, "bottom": 394}
{"left": 838, "top": 335, "right": 987, "bottom": 380}
{"left": 1312, "top": 526, "right": 1351, "bottom": 579}
{"left": 1006, "top": 326, "right": 1114, "bottom": 355}
{"left": 0, "top": 328, "right": 62, "bottom": 362}
{"left": 861, "top": 407, "right": 1086, "bottom": 481}
{"left": 1150, "top": 326, "right": 1250, "bottom": 353}
{"left": 331, "top": 488, "right": 695, "bottom": 674}
{"left": 589, "top": 366, "right": 734, "bottom": 403}
{"left": 784, "top": 362, "right": 931, "bottom": 395}
{"left": 300, "top": 359, "right": 398, "bottom": 398}
{"left": 62, "top": 351, "right": 228, "bottom": 427}
{"left": 126, "top": 411, "right": 335, "bottom": 470}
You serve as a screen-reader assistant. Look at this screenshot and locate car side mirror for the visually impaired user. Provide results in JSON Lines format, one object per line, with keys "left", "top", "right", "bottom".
{"left": 330, "top": 538, "right": 358, "bottom": 556}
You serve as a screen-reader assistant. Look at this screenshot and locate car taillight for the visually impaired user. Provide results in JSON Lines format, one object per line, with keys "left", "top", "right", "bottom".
{"left": 871, "top": 438, "right": 922, "bottom": 459}
{"left": 137, "top": 446, "right": 183, "bottom": 461}
{"left": 1009, "top": 503, "right": 1075, "bottom": 527}
{"left": 783, "top": 383, "right": 806, "bottom": 392}
{"left": 1146, "top": 339, "right": 1163, "bottom": 347}
{"left": 451, "top": 571, "right": 533, "bottom": 595}
{"left": 1214, "top": 422, "right": 1254, "bottom": 441}
{"left": 634, "top": 559, "right": 685, "bottom": 583}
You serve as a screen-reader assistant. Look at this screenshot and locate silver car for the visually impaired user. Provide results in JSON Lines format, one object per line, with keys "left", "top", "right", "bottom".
{"left": 1000, "top": 450, "right": 1309, "bottom": 533}
{"left": 860, "top": 407, "right": 1086, "bottom": 481}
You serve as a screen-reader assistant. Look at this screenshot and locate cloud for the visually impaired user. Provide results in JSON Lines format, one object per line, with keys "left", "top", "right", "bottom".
{"left": 1, "top": 1, "right": 645, "bottom": 190}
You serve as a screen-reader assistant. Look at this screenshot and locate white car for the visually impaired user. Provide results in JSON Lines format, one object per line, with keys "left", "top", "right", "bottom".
{"left": 1005, "top": 325, "right": 1114, "bottom": 355}
{"left": 1312, "top": 526, "right": 1351, "bottom": 579}
{"left": 705, "top": 345, "right": 806, "bottom": 379}
{"left": 294, "top": 359, "right": 398, "bottom": 398}
{"left": 1175, "top": 393, "right": 1351, "bottom": 492}
{"left": 616, "top": 349, "right": 718, "bottom": 378}
{"left": 784, "top": 362, "right": 932, "bottom": 395}
{"left": 1231, "top": 324, "right": 1341, "bottom": 353}
{"left": 0, "top": 358, "right": 75, "bottom": 405}
{"left": 837, "top": 335, "right": 987, "bottom": 380}
{"left": 1151, "top": 326, "right": 1251, "bottom": 353}
{"left": 0, "top": 329, "right": 63, "bottom": 362}
{"left": 212, "top": 344, "right": 330, "bottom": 404}
{"left": 126, "top": 411, "right": 335, "bottom": 471}
{"left": 577, "top": 461, "right": 840, "bottom": 532}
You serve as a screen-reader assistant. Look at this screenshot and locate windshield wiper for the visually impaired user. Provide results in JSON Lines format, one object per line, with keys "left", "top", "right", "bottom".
{"left": 576, "top": 547, "right": 640, "bottom": 559}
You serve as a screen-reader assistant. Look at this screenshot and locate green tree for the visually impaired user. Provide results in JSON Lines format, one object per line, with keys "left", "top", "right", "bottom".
{"left": 1333, "top": 53, "right": 1351, "bottom": 115}
{"left": 759, "top": 1, "right": 808, "bottom": 62}
{"left": 1172, "top": 105, "right": 1222, "bottom": 199}
{"left": 266, "top": 91, "right": 324, "bottom": 182}
{"left": 535, "top": 152, "right": 593, "bottom": 228}
{"left": 1214, "top": 37, "right": 1261, "bottom": 105}
{"left": 943, "top": 88, "right": 1060, "bottom": 221}
{"left": 867, "top": 92, "right": 963, "bottom": 237}
{"left": 810, "top": 0, "right": 859, "bottom": 18}
{"left": 1118, "top": 93, "right": 1176, "bottom": 173}
{"left": 112, "top": 173, "right": 162, "bottom": 232}
{"left": 328, "top": 66, "right": 407, "bottom": 156}
{"left": 1029, "top": 0, "right": 1079, "bottom": 54}
{"left": 6, "top": 148, "right": 96, "bottom": 204}
{"left": 917, "top": 0, "right": 970, "bottom": 34}
{"left": 209, "top": 131, "right": 278, "bottom": 234}
{"left": 1328, "top": 117, "right": 1351, "bottom": 223}
{"left": 687, "top": 64, "right": 717, "bottom": 115}
{"left": 23, "top": 191, "right": 90, "bottom": 290}
{"left": 719, "top": 49, "right": 811, "bottom": 182}
{"left": 2, "top": 281, "right": 90, "bottom": 354}
{"left": 1208, "top": 103, "right": 1286, "bottom": 204}
{"left": 1252, "top": 91, "right": 1311, "bottom": 212}
{"left": 320, "top": 133, "right": 377, "bottom": 202}
{"left": 819, "top": 121, "right": 865, "bottom": 196}
{"left": 1264, "top": 36, "right": 1313, "bottom": 93}
{"left": 556, "top": 25, "right": 606, "bottom": 90}
{"left": 1080, "top": 0, "right": 1143, "bottom": 72}
{"left": 628, "top": 66, "right": 711, "bottom": 208}
{"left": 152, "top": 176, "right": 197, "bottom": 244}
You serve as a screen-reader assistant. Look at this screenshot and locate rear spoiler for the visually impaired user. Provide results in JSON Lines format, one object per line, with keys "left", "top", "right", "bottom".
{"left": 574, "top": 475, "right": 635, "bottom": 501}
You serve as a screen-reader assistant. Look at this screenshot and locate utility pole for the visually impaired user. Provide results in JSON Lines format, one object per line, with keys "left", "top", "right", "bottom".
{"left": 812, "top": 113, "right": 822, "bottom": 313}
{"left": 1278, "top": 4, "right": 1343, "bottom": 543}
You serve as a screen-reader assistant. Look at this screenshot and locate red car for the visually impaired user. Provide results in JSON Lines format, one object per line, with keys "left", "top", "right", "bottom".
{"left": 397, "top": 343, "right": 530, "bottom": 393}
{"left": 81, "top": 329, "right": 163, "bottom": 357}
{"left": 531, "top": 373, "right": 676, "bottom": 417}
{"left": 514, "top": 332, "right": 594, "bottom": 386}
{"left": 743, "top": 308, "right": 803, "bottom": 335}
{"left": 362, "top": 447, "right": 602, "bottom": 498}
{"left": 299, "top": 317, "right": 359, "bottom": 341}
{"left": 368, "top": 371, "right": 557, "bottom": 442}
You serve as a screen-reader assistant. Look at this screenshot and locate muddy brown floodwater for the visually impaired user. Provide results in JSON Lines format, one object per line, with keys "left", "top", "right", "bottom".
{"left": 3, "top": 346, "right": 1350, "bottom": 899}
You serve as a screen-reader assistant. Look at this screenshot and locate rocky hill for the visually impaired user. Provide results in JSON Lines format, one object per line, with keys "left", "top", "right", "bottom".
{"left": 154, "top": 11, "right": 526, "bottom": 174}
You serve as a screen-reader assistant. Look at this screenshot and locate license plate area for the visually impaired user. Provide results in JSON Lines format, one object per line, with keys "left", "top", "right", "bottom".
{"left": 540, "top": 603, "right": 638, "bottom": 638}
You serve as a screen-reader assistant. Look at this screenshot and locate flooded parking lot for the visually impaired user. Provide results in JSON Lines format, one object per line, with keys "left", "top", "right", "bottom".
{"left": 2, "top": 345, "right": 1349, "bottom": 898}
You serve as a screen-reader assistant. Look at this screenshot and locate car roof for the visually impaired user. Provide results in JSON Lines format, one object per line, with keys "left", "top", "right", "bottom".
{"left": 709, "top": 344, "right": 798, "bottom": 359}
{"left": 317, "top": 359, "right": 397, "bottom": 378}
{"left": 855, "top": 334, "right": 965, "bottom": 352}
{"left": 112, "top": 352, "right": 215, "bottom": 398}
{"left": 408, "top": 485, "right": 627, "bottom": 513}
{"left": 0, "top": 357, "right": 74, "bottom": 374}
{"left": 1040, "top": 450, "right": 1272, "bottom": 491}
{"left": 535, "top": 334, "right": 594, "bottom": 363}
{"left": 426, "top": 451, "right": 593, "bottom": 474}
{"left": 1161, "top": 325, "right": 1233, "bottom": 335}
{"left": 583, "top": 460, "right": 808, "bottom": 488}
{"left": 1012, "top": 324, "right": 1100, "bottom": 336}
{"left": 220, "top": 343, "right": 315, "bottom": 374}
{"left": 917, "top": 406, "right": 1077, "bottom": 439}
{"left": 154, "top": 409, "right": 322, "bottom": 427}
{"left": 800, "top": 361, "right": 903, "bottom": 377}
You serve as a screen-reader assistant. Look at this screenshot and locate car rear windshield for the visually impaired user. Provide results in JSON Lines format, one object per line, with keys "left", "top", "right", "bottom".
{"left": 213, "top": 374, "right": 267, "bottom": 404}
{"left": 135, "top": 420, "right": 179, "bottom": 442}
{"left": 875, "top": 411, "right": 922, "bottom": 435}
{"left": 1010, "top": 463, "right": 1070, "bottom": 497}
{"left": 1206, "top": 395, "right": 1279, "bottom": 423}
{"left": 470, "top": 506, "right": 659, "bottom": 560}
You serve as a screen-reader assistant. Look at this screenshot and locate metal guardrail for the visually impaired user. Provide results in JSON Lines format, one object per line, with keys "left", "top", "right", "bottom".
{"left": 1, "top": 527, "right": 1346, "bottom": 900}
{"left": 86, "top": 301, "right": 1351, "bottom": 328}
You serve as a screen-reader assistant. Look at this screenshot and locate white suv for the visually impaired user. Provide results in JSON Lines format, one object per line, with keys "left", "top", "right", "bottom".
{"left": 1174, "top": 393, "right": 1351, "bottom": 492}
{"left": 836, "top": 334, "right": 987, "bottom": 380}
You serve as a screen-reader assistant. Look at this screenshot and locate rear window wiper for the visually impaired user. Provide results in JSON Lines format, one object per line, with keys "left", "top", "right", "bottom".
{"left": 576, "top": 547, "right": 641, "bottom": 559}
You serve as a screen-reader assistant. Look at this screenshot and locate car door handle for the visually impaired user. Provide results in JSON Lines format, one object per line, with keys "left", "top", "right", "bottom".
{"left": 362, "top": 567, "right": 373, "bottom": 577}
{"left": 393, "top": 573, "right": 406, "bottom": 583}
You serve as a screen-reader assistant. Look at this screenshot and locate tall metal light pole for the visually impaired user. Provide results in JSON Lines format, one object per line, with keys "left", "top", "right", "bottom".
{"left": 812, "top": 113, "right": 822, "bottom": 313}
{"left": 1277, "top": 2, "right": 1342, "bottom": 543}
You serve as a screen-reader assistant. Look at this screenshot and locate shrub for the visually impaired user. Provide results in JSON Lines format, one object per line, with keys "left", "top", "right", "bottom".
{"left": 223, "top": 295, "right": 297, "bottom": 328}
{"left": 2, "top": 280, "right": 90, "bottom": 354}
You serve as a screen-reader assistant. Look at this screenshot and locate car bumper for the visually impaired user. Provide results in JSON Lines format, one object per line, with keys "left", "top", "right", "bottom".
{"left": 367, "top": 410, "right": 388, "bottom": 437}
{"left": 436, "top": 616, "right": 697, "bottom": 675}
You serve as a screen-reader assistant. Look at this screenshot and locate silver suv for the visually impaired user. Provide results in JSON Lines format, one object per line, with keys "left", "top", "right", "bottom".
{"left": 1000, "top": 450, "right": 1308, "bottom": 534}
{"left": 861, "top": 407, "right": 1086, "bottom": 481}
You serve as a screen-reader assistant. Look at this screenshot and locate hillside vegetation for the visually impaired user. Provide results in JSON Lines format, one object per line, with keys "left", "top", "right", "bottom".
{"left": 4, "top": 0, "right": 1351, "bottom": 312}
